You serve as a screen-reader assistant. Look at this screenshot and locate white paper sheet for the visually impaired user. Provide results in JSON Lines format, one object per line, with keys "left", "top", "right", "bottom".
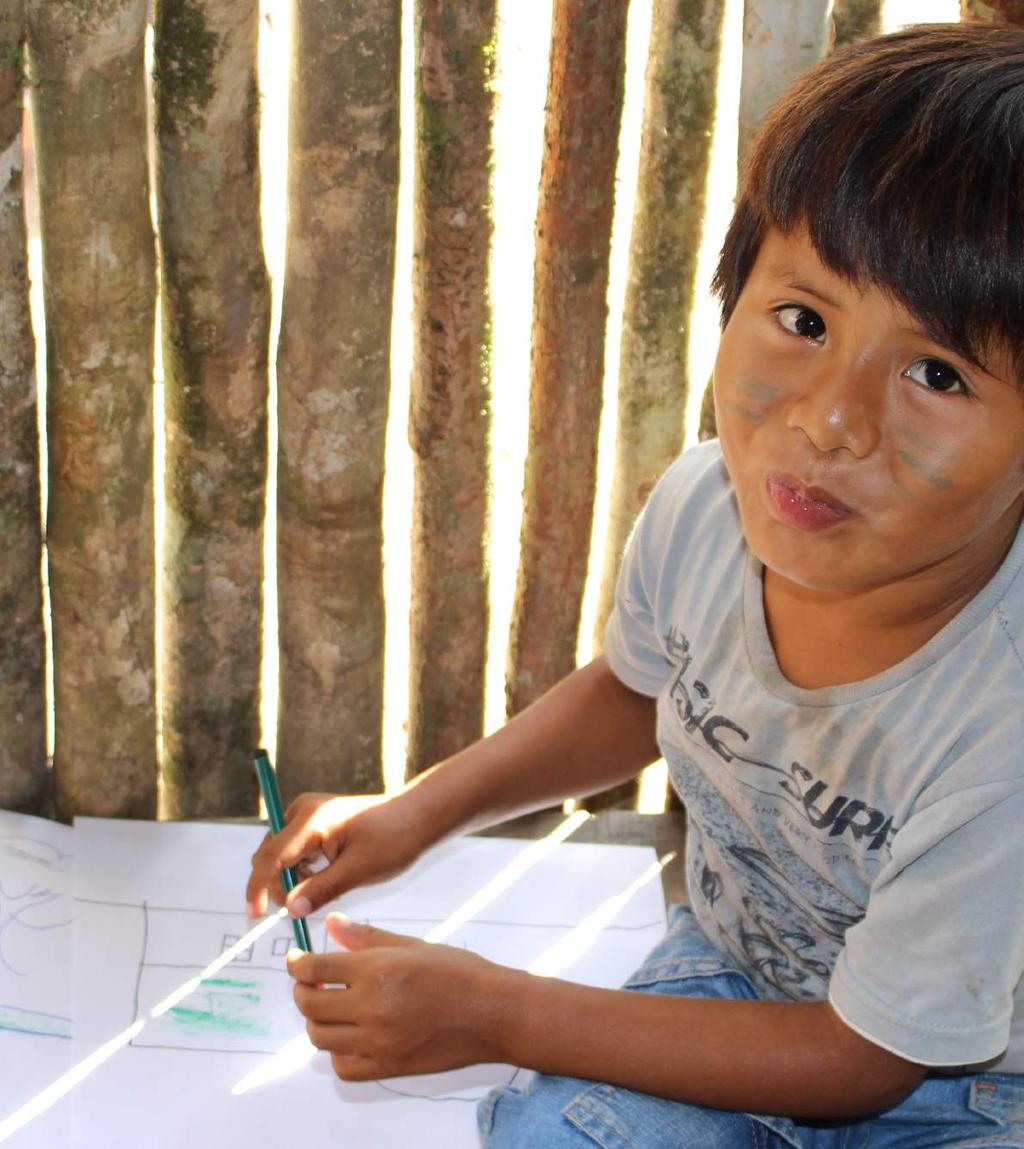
{"left": 5, "top": 816, "right": 669, "bottom": 1147}
{"left": 0, "top": 810, "right": 74, "bottom": 1149}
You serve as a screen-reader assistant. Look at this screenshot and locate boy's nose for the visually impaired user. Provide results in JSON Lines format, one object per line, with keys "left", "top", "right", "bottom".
{"left": 784, "top": 359, "right": 881, "bottom": 459}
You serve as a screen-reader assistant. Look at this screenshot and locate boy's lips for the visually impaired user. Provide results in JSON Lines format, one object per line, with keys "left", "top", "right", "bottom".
{"left": 764, "top": 472, "right": 856, "bottom": 531}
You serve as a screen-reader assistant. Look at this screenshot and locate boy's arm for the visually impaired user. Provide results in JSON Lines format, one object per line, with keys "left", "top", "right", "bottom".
{"left": 501, "top": 968, "right": 926, "bottom": 1118}
{"left": 290, "top": 921, "right": 927, "bottom": 1120}
{"left": 399, "top": 654, "right": 660, "bottom": 838}
{"left": 248, "top": 657, "right": 661, "bottom": 915}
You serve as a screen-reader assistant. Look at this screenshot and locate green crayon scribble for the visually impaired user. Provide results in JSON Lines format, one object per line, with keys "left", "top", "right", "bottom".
{"left": 166, "top": 980, "right": 269, "bottom": 1037}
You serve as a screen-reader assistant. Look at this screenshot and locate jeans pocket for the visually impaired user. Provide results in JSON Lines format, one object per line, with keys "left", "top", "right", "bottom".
{"left": 562, "top": 1085, "right": 636, "bottom": 1149}
{"left": 621, "top": 907, "right": 757, "bottom": 997}
{"left": 562, "top": 1082, "right": 777, "bottom": 1149}
{"left": 968, "top": 1075, "right": 1024, "bottom": 1142}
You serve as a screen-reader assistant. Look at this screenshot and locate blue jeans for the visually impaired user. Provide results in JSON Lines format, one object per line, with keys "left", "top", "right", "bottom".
{"left": 478, "top": 906, "right": 1024, "bottom": 1148}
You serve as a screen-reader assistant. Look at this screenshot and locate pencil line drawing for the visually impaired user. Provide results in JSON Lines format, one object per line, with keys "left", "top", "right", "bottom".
{"left": 0, "top": 834, "right": 73, "bottom": 1039}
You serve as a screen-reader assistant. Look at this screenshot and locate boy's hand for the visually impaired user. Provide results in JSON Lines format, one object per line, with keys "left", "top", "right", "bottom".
{"left": 246, "top": 793, "right": 427, "bottom": 920}
{"left": 287, "top": 913, "right": 513, "bottom": 1081}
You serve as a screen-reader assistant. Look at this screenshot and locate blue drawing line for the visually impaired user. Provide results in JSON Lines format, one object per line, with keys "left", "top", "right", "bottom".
{"left": 0, "top": 1003, "right": 72, "bottom": 1039}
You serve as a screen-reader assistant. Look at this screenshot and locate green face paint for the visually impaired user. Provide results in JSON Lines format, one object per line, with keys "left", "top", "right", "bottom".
{"left": 721, "top": 377, "right": 779, "bottom": 424}
{"left": 894, "top": 426, "right": 956, "bottom": 490}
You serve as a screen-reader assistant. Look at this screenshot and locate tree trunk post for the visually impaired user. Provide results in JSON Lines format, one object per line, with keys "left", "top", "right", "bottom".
{"left": 155, "top": 0, "right": 270, "bottom": 818}
{"left": 594, "top": 0, "right": 724, "bottom": 646}
{"left": 275, "top": 0, "right": 400, "bottom": 800}
{"left": 588, "top": 0, "right": 723, "bottom": 812}
{"left": 738, "top": 1, "right": 832, "bottom": 178}
{"left": 505, "top": 0, "right": 630, "bottom": 719}
{"left": 406, "top": 0, "right": 496, "bottom": 779}
{"left": 830, "top": 0, "right": 882, "bottom": 49}
{"left": 0, "top": 0, "right": 47, "bottom": 814}
{"left": 960, "top": 1, "right": 1024, "bottom": 22}
{"left": 27, "top": 0, "right": 157, "bottom": 820}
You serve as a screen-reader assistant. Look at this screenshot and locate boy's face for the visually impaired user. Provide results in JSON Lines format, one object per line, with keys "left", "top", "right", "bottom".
{"left": 713, "top": 228, "right": 1024, "bottom": 600}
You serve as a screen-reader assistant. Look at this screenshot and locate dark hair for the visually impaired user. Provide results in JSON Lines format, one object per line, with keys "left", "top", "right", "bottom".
{"left": 712, "top": 24, "right": 1024, "bottom": 381}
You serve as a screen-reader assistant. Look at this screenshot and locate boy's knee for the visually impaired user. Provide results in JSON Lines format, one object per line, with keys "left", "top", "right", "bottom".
{"left": 478, "top": 1074, "right": 769, "bottom": 1149}
{"left": 479, "top": 1075, "right": 598, "bottom": 1148}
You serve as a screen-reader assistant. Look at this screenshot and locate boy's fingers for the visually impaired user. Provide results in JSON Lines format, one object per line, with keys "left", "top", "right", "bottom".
{"left": 283, "top": 860, "right": 354, "bottom": 919}
{"left": 330, "top": 1051, "right": 379, "bottom": 1082}
{"left": 287, "top": 946, "right": 358, "bottom": 989}
{"left": 293, "top": 981, "right": 359, "bottom": 1025}
{"left": 325, "top": 912, "right": 417, "bottom": 951}
{"left": 247, "top": 815, "right": 333, "bottom": 916}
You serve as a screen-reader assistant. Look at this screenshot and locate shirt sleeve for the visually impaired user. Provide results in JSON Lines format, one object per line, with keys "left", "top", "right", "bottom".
{"left": 603, "top": 442, "right": 737, "bottom": 699}
{"left": 829, "top": 741, "right": 1024, "bottom": 1068}
{"left": 601, "top": 458, "right": 689, "bottom": 698}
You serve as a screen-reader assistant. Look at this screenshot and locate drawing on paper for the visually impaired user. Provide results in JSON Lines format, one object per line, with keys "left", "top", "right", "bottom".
{"left": 0, "top": 834, "right": 73, "bottom": 1039}
{"left": 129, "top": 905, "right": 312, "bottom": 1054}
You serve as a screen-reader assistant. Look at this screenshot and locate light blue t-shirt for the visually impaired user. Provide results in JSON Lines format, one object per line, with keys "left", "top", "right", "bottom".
{"left": 604, "top": 439, "right": 1024, "bottom": 1072}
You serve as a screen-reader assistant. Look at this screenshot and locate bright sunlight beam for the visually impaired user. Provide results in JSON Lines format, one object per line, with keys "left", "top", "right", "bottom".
{"left": 423, "top": 811, "right": 591, "bottom": 944}
{"left": 528, "top": 851, "right": 675, "bottom": 978}
{"left": 0, "top": 908, "right": 290, "bottom": 1143}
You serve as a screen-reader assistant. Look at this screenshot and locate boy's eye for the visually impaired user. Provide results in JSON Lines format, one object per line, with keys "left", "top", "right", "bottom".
{"left": 904, "top": 358, "right": 968, "bottom": 396}
{"left": 776, "top": 305, "right": 826, "bottom": 342}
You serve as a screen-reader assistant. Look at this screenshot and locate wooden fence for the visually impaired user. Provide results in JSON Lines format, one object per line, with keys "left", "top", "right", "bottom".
{"left": 1, "top": 0, "right": 1012, "bottom": 822}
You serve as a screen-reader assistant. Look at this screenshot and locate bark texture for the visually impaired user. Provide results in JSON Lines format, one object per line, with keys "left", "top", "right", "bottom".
{"left": 406, "top": 0, "right": 496, "bottom": 778}
{"left": 831, "top": 0, "right": 882, "bottom": 49}
{"left": 594, "top": 0, "right": 723, "bottom": 646}
{"left": 506, "top": 0, "right": 629, "bottom": 718}
{"left": 28, "top": 0, "right": 157, "bottom": 820}
{"left": 738, "top": 1, "right": 831, "bottom": 173}
{"left": 276, "top": 0, "right": 400, "bottom": 799}
{"left": 155, "top": 0, "right": 270, "bottom": 818}
{"left": 960, "top": 0, "right": 1024, "bottom": 22}
{"left": 0, "top": 0, "right": 47, "bottom": 813}
{"left": 588, "top": 0, "right": 722, "bottom": 812}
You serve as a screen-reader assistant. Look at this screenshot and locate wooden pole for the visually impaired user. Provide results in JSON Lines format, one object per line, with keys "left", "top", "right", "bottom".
{"left": 406, "top": 0, "right": 497, "bottom": 778}
{"left": 27, "top": 0, "right": 157, "bottom": 819}
{"left": 275, "top": 0, "right": 400, "bottom": 799}
{"left": 960, "top": 1, "right": 1024, "bottom": 22}
{"left": 155, "top": 0, "right": 270, "bottom": 818}
{"left": 594, "top": 0, "right": 724, "bottom": 648}
{"left": 831, "top": 0, "right": 882, "bottom": 49}
{"left": 0, "top": 0, "right": 47, "bottom": 814}
{"left": 738, "top": 1, "right": 832, "bottom": 173}
{"left": 588, "top": 0, "right": 723, "bottom": 812}
{"left": 505, "top": 0, "right": 630, "bottom": 719}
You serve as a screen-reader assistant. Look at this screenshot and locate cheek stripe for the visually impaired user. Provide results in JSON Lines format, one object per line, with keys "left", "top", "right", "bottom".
{"left": 721, "top": 399, "right": 768, "bottom": 424}
{"left": 896, "top": 448, "right": 954, "bottom": 490}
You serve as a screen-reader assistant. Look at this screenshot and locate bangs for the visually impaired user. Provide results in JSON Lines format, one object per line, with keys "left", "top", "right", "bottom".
{"left": 714, "top": 25, "right": 1024, "bottom": 381}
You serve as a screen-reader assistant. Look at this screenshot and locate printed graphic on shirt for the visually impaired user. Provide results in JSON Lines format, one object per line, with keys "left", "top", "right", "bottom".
{"left": 662, "top": 626, "right": 896, "bottom": 1000}
{"left": 664, "top": 626, "right": 898, "bottom": 854}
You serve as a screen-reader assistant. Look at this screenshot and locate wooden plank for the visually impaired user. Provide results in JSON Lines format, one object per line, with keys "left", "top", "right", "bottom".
{"left": 28, "top": 0, "right": 158, "bottom": 819}
{"left": 0, "top": 0, "right": 48, "bottom": 814}
{"left": 407, "top": 0, "right": 497, "bottom": 778}
{"left": 275, "top": 1, "right": 400, "bottom": 799}
{"left": 506, "top": 0, "right": 630, "bottom": 717}
{"left": 155, "top": 0, "right": 270, "bottom": 817}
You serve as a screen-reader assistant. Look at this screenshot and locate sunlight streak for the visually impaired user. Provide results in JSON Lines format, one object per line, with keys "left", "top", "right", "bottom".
{"left": 423, "top": 812, "right": 591, "bottom": 943}
{"left": 528, "top": 852, "right": 675, "bottom": 978}
{"left": 230, "top": 1032, "right": 317, "bottom": 1096}
{"left": 0, "top": 908, "right": 290, "bottom": 1142}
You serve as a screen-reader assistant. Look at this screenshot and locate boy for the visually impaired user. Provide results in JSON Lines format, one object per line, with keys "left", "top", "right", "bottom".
{"left": 247, "top": 23, "right": 1024, "bottom": 1146}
